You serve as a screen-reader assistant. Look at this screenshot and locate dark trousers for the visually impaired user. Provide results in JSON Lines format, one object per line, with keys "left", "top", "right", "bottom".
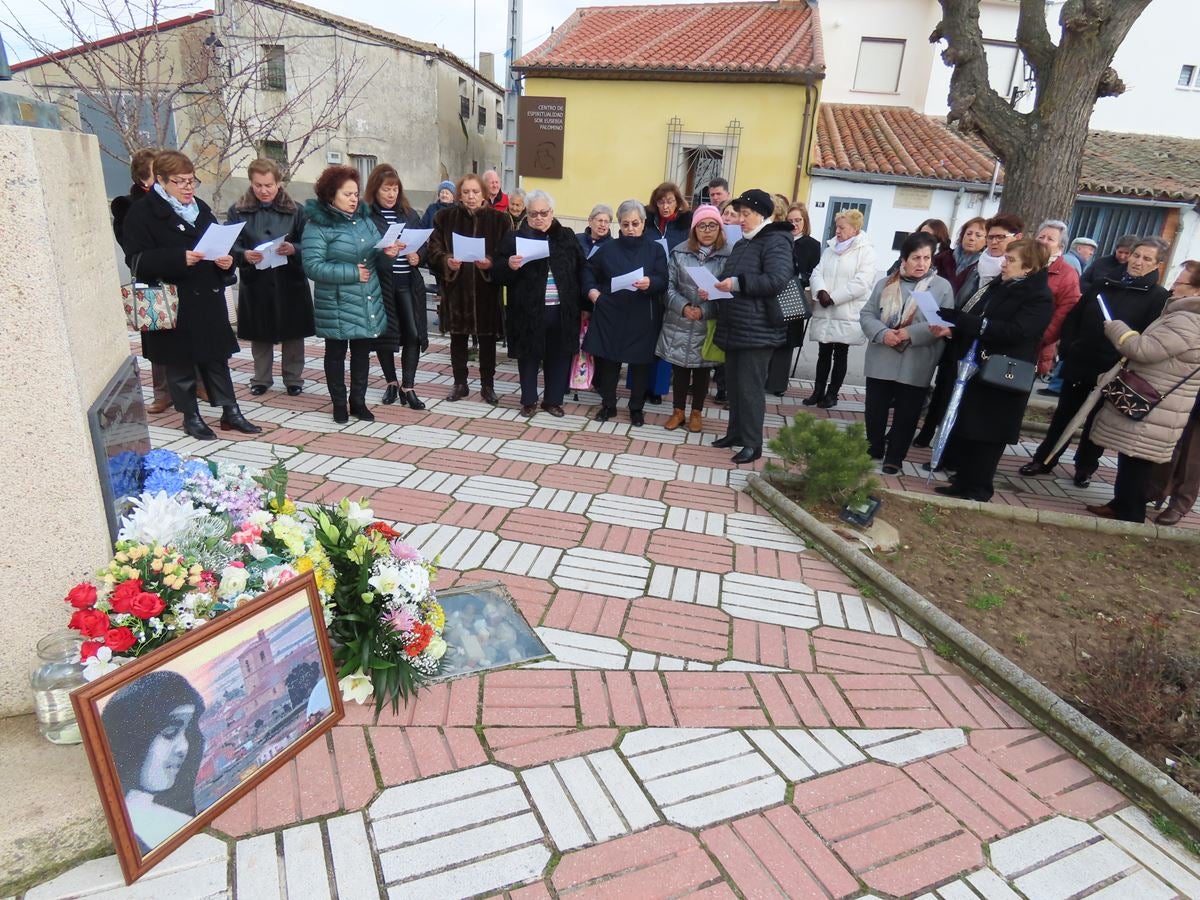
{"left": 517, "top": 306, "right": 571, "bottom": 407}
{"left": 864, "top": 378, "right": 927, "bottom": 466}
{"left": 324, "top": 338, "right": 372, "bottom": 405}
{"left": 950, "top": 436, "right": 1007, "bottom": 502}
{"left": 450, "top": 333, "right": 496, "bottom": 387}
{"left": 1033, "top": 379, "right": 1104, "bottom": 475}
{"left": 725, "top": 347, "right": 773, "bottom": 449}
{"left": 594, "top": 358, "right": 650, "bottom": 411}
{"left": 251, "top": 339, "right": 306, "bottom": 388}
{"left": 671, "top": 365, "right": 710, "bottom": 412}
{"left": 712, "top": 365, "right": 726, "bottom": 393}
{"left": 167, "top": 360, "right": 236, "bottom": 412}
{"left": 1149, "top": 399, "right": 1200, "bottom": 512}
{"left": 376, "top": 345, "right": 419, "bottom": 388}
{"left": 917, "top": 348, "right": 955, "bottom": 442}
{"left": 766, "top": 345, "right": 794, "bottom": 394}
{"left": 813, "top": 342, "right": 849, "bottom": 398}
{"left": 1111, "top": 453, "right": 1155, "bottom": 522}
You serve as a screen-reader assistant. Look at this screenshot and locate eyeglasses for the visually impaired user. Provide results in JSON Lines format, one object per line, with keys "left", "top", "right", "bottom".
{"left": 168, "top": 177, "right": 200, "bottom": 188}
{"left": 527, "top": 209, "right": 552, "bottom": 218}
{"left": 986, "top": 233, "right": 1013, "bottom": 242}
{"left": 695, "top": 222, "right": 720, "bottom": 232}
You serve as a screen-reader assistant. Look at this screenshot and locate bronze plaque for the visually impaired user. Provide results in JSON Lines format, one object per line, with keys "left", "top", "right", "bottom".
{"left": 517, "top": 96, "right": 566, "bottom": 179}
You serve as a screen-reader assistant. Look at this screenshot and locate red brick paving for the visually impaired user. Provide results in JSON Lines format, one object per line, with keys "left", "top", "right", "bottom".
{"left": 486, "top": 726, "right": 619, "bottom": 767}
{"left": 542, "top": 590, "right": 628, "bottom": 636}
{"left": 369, "top": 726, "right": 487, "bottom": 784}
{"left": 813, "top": 626, "right": 927, "bottom": 674}
{"left": 482, "top": 669, "right": 577, "bottom": 726}
{"left": 622, "top": 597, "right": 730, "bottom": 663}
{"left": 552, "top": 826, "right": 733, "bottom": 899}
{"left": 646, "top": 528, "right": 734, "bottom": 573}
{"left": 665, "top": 672, "right": 769, "bottom": 726}
{"left": 536, "top": 464, "right": 612, "bottom": 493}
{"left": 580, "top": 522, "right": 651, "bottom": 555}
{"left": 577, "top": 670, "right": 677, "bottom": 727}
{"left": 732, "top": 620, "right": 815, "bottom": 670}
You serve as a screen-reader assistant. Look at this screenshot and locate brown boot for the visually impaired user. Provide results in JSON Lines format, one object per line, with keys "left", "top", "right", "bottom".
{"left": 664, "top": 408, "right": 686, "bottom": 430}
{"left": 1156, "top": 505, "right": 1186, "bottom": 527}
{"left": 688, "top": 410, "right": 703, "bottom": 433}
{"left": 146, "top": 397, "right": 171, "bottom": 414}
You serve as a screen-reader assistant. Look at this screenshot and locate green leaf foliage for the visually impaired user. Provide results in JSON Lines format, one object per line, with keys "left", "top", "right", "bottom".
{"left": 767, "top": 412, "right": 878, "bottom": 506}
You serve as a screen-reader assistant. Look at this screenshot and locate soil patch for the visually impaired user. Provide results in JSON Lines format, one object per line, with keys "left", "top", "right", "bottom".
{"left": 795, "top": 489, "right": 1200, "bottom": 790}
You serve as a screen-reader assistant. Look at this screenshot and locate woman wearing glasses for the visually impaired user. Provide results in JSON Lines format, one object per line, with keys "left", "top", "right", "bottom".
{"left": 121, "top": 150, "right": 260, "bottom": 439}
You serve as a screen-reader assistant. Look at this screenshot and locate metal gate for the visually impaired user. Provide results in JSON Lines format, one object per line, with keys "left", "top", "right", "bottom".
{"left": 1068, "top": 200, "right": 1167, "bottom": 256}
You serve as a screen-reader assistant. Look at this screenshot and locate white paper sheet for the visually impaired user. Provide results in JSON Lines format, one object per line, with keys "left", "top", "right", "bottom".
{"left": 911, "top": 290, "right": 951, "bottom": 328}
{"left": 1097, "top": 293, "right": 1113, "bottom": 321}
{"left": 723, "top": 224, "right": 743, "bottom": 246}
{"left": 396, "top": 227, "right": 432, "bottom": 256}
{"left": 253, "top": 235, "right": 288, "bottom": 270}
{"left": 685, "top": 265, "right": 732, "bottom": 299}
{"left": 452, "top": 233, "right": 487, "bottom": 262}
{"left": 374, "top": 223, "right": 405, "bottom": 249}
{"left": 193, "top": 221, "right": 245, "bottom": 259}
{"left": 610, "top": 267, "right": 644, "bottom": 294}
{"left": 515, "top": 236, "right": 551, "bottom": 265}
{"left": 656, "top": 237, "right": 670, "bottom": 258}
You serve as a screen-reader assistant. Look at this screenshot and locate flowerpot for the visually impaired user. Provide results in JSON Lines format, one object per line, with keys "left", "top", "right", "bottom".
{"left": 30, "top": 629, "right": 87, "bottom": 745}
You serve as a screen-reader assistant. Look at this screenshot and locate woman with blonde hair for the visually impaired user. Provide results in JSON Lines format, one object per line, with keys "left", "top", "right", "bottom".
{"left": 807, "top": 208, "right": 877, "bottom": 408}
{"left": 227, "top": 158, "right": 313, "bottom": 397}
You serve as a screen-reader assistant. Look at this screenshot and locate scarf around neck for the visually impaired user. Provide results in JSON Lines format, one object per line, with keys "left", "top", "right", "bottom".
{"left": 154, "top": 182, "right": 199, "bottom": 225}
{"left": 833, "top": 235, "right": 856, "bottom": 255}
{"left": 880, "top": 274, "right": 934, "bottom": 329}
{"left": 953, "top": 245, "right": 982, "bottom": 274}
{"left": 976, "top": 251, "right": 1004, "bottom": 283}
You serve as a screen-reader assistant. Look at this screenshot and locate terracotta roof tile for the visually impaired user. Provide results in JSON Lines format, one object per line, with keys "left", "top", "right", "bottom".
{"left": 514, "top": 1, "right": 823, "bottom": 81}
{"left": 816, "top": 103, "right": 1200, "bottom": 204}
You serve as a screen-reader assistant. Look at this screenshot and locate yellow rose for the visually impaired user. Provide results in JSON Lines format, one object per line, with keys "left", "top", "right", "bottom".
{"left": 114, "top": 552, "right": 129, "bottom": 564}
{"left": 150, "top": 559, "right": 164, "bottom": 572}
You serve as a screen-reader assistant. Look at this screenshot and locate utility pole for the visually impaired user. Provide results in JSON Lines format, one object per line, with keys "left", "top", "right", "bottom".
{"left": 502, "top": 0, "right": 522, "bottom": 193}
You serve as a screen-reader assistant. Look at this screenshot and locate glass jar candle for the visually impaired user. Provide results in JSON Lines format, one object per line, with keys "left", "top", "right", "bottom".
{"left": 30, "top": 629, "right": 86, "bottom": 744}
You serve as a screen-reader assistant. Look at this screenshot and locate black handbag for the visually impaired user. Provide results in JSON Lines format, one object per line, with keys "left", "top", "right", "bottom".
{"left": 1102, "top": 363, "right": 1200, "bottom": 421}
{"left": 977, "top": 350, "right": 1036, "bottom": 394}
{"left": 774, "top": 277, "right": 810, "bottom": 323}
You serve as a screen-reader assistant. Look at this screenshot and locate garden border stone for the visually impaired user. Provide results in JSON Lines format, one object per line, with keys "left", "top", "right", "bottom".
{"left": 748, "top": 471, "right": 1200, "bottom": 839}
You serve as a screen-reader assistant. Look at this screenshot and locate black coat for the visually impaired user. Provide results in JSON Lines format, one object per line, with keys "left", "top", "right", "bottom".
{"left": 578, "top": 228, "right": 612, "bottom": 260}
{"left": 1058, "top": 273, "right": 1168, "bottom": 385}
{"left": 121, "top": 189, "right": 240, "bottom": 366}
{"left": 714, "top": 221, "right": 793, "bottom": 351}
{"left": 226, "top": 190, "right": 314, "bottom": 343}
{"left": 646, "top": 210, "right": 694, "bottom": 253}
{"left": 111, "top": 182, "right": 150, "bottom": 246}
{"left": 492, "top": 220, "right": 586, "bottom": 359}
{"left": 419, "top": 200, "right": 454, "bottom": 229}
{"left": 1080, "top": 253, "right": 1128, "bottom": 294}
{"left": 581, "top": 234, "right": 668, "bottom": 363}
{"left": 793, "top": 235, "right": 821, "bottom": 285}
{"left": 368, "top": 204, "right": 429, "bottom": 353}
{"left": 945, "top": 270, "right": 1054, "bottom": 444}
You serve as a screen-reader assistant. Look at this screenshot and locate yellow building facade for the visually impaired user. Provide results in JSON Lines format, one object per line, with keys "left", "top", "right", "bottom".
{"left": 513, "top": 1, "right": 825, "bottom": 224}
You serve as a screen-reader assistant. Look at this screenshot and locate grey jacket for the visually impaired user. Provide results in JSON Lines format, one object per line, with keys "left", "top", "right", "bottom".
{"left": 657, "top": 242, "right": 730, "bottom": 368}
{"left": 860, "top": 274, "right": 955, "bottom": 388}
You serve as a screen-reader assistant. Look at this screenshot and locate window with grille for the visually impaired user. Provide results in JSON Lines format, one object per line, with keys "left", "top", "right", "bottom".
{"left": 853, "top": 38, "right": 905, "bottom": 93}
{"left": 478, "top": 104, "right": 486, "bottom": 133}
{"left": 459, "top": 95, "right": 470, "bottom": 119}
{"left": 823, "top": 197, "right": 872, "bottom": 242}
{"left": 1180, "top": 64, "right": 1198, "bottom": 88}
{"left": 666, "top": 118, "right": 741, "bottom": 208}
{"left": 261, "top": 45, "right": 286, "bottom": 91}
{"left": 495, "top": 100, "right": 503, "bottom": 131}
{"left": 259, "top": 140, "right": 288, "bottom": 168}
{"left": 351, "top": 154, "right": 377, "bottom": 184}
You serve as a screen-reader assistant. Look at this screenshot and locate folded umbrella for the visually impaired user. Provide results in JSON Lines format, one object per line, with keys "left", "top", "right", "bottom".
{"left": 928, "top": 339, "right": 980, "bottom": 481}
{"left": 1042, "top": 359, "right": 1125, "bottom": 463}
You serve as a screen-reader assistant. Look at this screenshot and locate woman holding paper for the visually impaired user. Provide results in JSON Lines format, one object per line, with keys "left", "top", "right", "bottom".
{"left": 227, "top": 158, "right": 313, "bottom": 398}
{"left": 578, "top": 205, "right": 613, "bottom": 259}
{"left": 302, "top": 164, "right": 403, "bottom": 423}
{"left": 365, "top": 164, "right": 428, "bottom": 410}
{"left": 427, "top": 173, "right": 512, "bottom": 403}
{"left": 121, "top": 150, "right": 260, "bottom": 439}
{"left": 858, "top": 232, "right": 955, "bottom": 474}
{"left": 582, "top": 199, "right": 669, "bottom": 426}
{"left": 492, "top": 190, "right": 586, "bottom": 418}
{"left": 658, "top": 204, "right": 730, "bottom": 432}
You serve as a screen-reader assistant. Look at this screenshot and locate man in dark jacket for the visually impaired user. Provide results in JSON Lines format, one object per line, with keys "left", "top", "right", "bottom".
{"left": 711, "top": 189, "right": 792, "bottom": 463}
{"left": 1080, "top": 234, "right": 1137, "bottom": 293}
{"left": 1022, "top": 238, "right": 1169, "bottom": 485}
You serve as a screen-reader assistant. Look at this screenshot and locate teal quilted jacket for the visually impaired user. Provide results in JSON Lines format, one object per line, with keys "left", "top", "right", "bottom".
{"left": 301, "top": 200, "right": 387, "bottom": 340}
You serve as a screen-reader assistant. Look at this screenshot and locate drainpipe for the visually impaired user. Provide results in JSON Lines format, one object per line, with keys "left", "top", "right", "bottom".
{"left": 949, "top": 187, "right": 965, "bottom": 236}
{"left": 987, "top": 159, "right": 1001, "bottom": 204}
{"left": 793, "top": 80, "right": 817, "bottom": 200}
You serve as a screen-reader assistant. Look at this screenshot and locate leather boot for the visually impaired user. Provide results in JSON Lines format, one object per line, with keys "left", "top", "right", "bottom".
{"left": 446, "top": 383, "right": 469, "bottom": 401}
{"left": 220, "top": 405, "right": 262, "bottom": 434}
{"left": 688, "top": 410, "right": 703, "bottom": 433}
{"left": 146, "top": 397, "right": 172, "bottom": 414}
{"left": 402, "top": 389, "right": 426, "bottom": 411}
{"left": 332, "top": 403, "right": 349, "bottom": 424}
{"left": 1156, "top": 505, "right": 1186, "bottom": 527}
{"left": 480, "top": 383, "right": 499, "bottom": 405}
{"left": 382, "top": 383, "right": 400, "bottom": 405}
{"left": 664, "top": 409, "right": 686, "bottom": 430}
{"left": 183, "top": 406, "right": 216, "bottom": 440}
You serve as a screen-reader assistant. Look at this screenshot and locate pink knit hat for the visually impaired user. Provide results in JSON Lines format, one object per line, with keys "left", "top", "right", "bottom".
{"left": 691, "top": 204, "right": 722, "bottom": 229}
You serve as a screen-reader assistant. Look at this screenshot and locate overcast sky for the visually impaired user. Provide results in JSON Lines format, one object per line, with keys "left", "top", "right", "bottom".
{"left": 5, "top": 0, "right": 763, "bottom": 74}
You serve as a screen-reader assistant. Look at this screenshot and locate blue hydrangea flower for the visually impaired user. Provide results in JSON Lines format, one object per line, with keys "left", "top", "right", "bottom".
{"left": 183, "top": 459, "right": 212, "bottom": 479}
{"left": 143, "top": 449, "right": 182, "bottom": 472}
{"left": 108, "top": 451, "right": 143, "bottom": 498}
{"left": 143, "top": 468, "right": 185, "bottom": 495}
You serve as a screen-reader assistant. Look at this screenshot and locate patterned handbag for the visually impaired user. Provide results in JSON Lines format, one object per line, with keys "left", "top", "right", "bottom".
{"left": 569, "top": 320, "right": 594, "bottom": 390}
{"left": 775, "top": 277, "right": 811, "bottom": 323}
{"left": 1102, "top": 363, "right": 1200, "bottom": 421}
{"left": 122, "top": 254, "right": 180, "bottom": 332}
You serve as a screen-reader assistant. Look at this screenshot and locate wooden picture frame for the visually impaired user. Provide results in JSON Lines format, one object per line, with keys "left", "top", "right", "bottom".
{"left": 71, "top": 573, "right": 342, "bottom": 884}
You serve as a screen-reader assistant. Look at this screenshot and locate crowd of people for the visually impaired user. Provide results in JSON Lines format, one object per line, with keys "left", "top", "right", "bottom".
{"left": 111, "top": 151, "right": 1200, "bottom": 521}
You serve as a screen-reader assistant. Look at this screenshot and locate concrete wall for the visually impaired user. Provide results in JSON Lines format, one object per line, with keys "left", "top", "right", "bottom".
{"left": 0, "top": 126, "right": 131, "bottom": 717}
{"left": 520, "top": 76, "right": 814, "bottom": 221}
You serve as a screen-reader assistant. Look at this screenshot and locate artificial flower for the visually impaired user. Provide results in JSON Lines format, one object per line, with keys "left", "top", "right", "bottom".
{"left": 339, "top": 669, "right": 374, "bottom": 704}
{"left": 81, "top": 645, "right": 121, "bottom": 682}
{"left": 109, "top": 579, "right": 143, "bottom": 614}
{"left": 344, "top": 501, "right": 374, "bottom": 530}
{"left": 70, "top": 608, "right": 110, "bottom": 639}
{"left": 218, "top": 565, "right": 249, "bottom": 599}
{"left": 129, "top": 591, "right": 166, "bottom": 620}
{"left": 425, "top": 636, "right": 448, "bottom": 660}
{"left": 65, "top": 583, "right": 97, "bottom": 610}
{"left": 104, "top": 627, "right": 137, "bottom": 654}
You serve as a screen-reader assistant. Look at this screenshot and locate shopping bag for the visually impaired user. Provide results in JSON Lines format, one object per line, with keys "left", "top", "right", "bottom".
{"left": 570, "top": 320, "right": 594, "bottom": 390}
{"left": 122, "top": 253, "right": 180, "bottom": 332}
{"left": 701, "top": 319, "right": 725, "bottom": 364}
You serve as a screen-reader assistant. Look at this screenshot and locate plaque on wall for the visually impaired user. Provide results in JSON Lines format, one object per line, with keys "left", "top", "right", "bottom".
{"left": 517, "top": 96, "right": 566, "bottom": 179}
{"left": 87, "top": 355, "right": 152, "bottom": 542}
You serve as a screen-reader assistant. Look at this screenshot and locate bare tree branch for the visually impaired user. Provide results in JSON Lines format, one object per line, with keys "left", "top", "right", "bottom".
{"left": 1016, "top": 0, "right": 1056, "bottom": 81}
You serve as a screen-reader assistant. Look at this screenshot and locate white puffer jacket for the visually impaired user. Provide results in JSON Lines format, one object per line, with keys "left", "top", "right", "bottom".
{"left": 808, "top": 232, "right": 878, "bottom": 346}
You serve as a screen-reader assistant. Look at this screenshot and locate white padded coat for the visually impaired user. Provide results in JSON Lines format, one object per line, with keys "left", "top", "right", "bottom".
{"left": 808, "top": 232, "right": 878, "bottom": 346}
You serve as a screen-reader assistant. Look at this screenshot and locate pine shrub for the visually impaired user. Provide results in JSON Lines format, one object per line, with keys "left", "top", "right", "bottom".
{"left": 767, "top": 412, "right": 877, "bottom": 506}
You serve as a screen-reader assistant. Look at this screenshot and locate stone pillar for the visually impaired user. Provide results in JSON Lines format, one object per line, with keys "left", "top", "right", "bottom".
{"left": 0, "top": 125, "right": 130, "bottom": 716}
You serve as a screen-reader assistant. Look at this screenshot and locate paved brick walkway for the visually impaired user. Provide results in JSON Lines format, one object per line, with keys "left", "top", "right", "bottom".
{"left": 22, "top": 336, "right": 1200, "bottom": 899}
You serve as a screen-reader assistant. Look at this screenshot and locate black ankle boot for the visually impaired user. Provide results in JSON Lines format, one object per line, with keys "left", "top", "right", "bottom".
{"left": 402, "top": 389, "right": 426, "bottom": 411}
{"left": 220, "top": 405, "right": 262, "bottom": 434}
{"left": 382, "top": 383, "right": 400, "bottom": 405}
{"left": 801, "top": 388, "right": 825, "bottom": 407}
{"left": 349, "top": 399, "right": 375, "bottom": 422}
{"left": 183, "top": 410, "right": 216, "bottom": 440}
{"left": 332, "top": 401, "right": 349, "bottom": 424}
